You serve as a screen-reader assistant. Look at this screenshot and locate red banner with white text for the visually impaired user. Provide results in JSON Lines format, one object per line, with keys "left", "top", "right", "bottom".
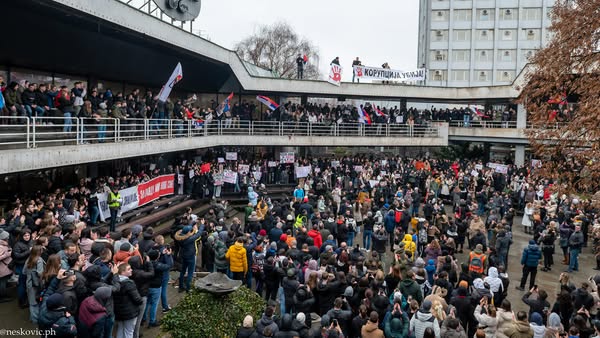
{"left": 137, "top": 174, "right": 176, "bottom": 206}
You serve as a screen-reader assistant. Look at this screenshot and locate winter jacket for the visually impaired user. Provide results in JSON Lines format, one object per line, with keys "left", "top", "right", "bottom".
{"left": 174, "top": 228, "right": 202, "bottom": 259}
{"left": 128, "top": 255, "right": 154, "bottom": 297}
{"left": 361, "top": 320, "right": 384, "bottom": 338}
{"left": 56, "top": 283, "right": 79, "bottom": 316}
{"left": 38, "top": 305, "right": 77, "bottom": 337}
{"left": 384, "top": 211, "right": 396, "bottom": 233}
{"left": 236, "top": 327, "right": 259, "bottom": 338}
{"left": 383, "top": 311, "right": 410, "bottom": 338}
{"left": 290, "top": 319, "right": 310, "bottom": 338}
{"left": 521, "top": 244, "right": 541, "bottom": 267}
{"left": 78, "top": 295, "right": 108, "bottom": 338}
{"left": 307, "top": 229, "right": 322, "bottom": 249}
{"left": 213, "top": 240, "right": 228, "bottom": 271}
{"left": 474, "top": 304, "right": 498, "bottom": 337}
{"left": 530, "top": 323, "right": 546, "bottom": 338}
{"left": 0, "top": 240, "right": 13, "bottom": 278}
{"left": 496, "top": 309, "right": 515, "bottom": 338}
{"left": 402, "top": 234, "right": 416, "bottom": 259}
{"left": 12, "top": 239, "right": 32, "bottom": 265}
{"left": 326, "top": 307, "right": 353, "bottom": 335}
{"left": 226, "top": 242, "right": 248, "bottom": 273}
{"left": 113, "top": 276, "right": 143, "bottom": 321}
{"left": 399, "top": 278, "right": 423, "bottom": 303}
{"left": 521, "top": 292, "right": 550, "bottom": 322}
{"left": 440, "top": 318, "right": 468, "bottom": 338}
{"left": 148, "top": 255, "right": 173, "bottom": 288}
{"left": 255, "top": 314, "right": 279, "bottom": 337}
{"left": 503, "top": 320, "right": 534, "bottom": 338}
{"left": 409, "top": 310, "right": 441, "bottom": 338}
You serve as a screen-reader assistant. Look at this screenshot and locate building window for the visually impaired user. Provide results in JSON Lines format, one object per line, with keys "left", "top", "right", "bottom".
{"left": 523, "top": 29, "right": 540, "bottom": 40}
{"left": 476, "top": 50, "right": 493, "bottom": 62}
{"left": 430, "top": 50, "right": 448, "bottom": 61}
{"left": 521, "top": 8, "right": 542, "bottom": 21}
{"left": 432, "top": 10, "right": 449, "bottom": 22}
{"left": 453, "top": 30, "right": 471, "bottom": 42}
{"left": 500, "top": 8, "right": 517, "bottom": 20}
{"left": 452, "top": 50, "right": 470, "bottom": 62}
{"left": 501, "top": 30, "right": 516, "bottom": 41}
{"left": 523, "top": 50, "right": 535, "bottom": 60}
{"left": 432, "top": 70, "right": 447, "bottom": 81}
{"left": 498, "top": 71, "right": 515, "bottom": 82}
{"left": 498, "top": 50, "right": 515, "bottom": 62}
{"left": 477, "top": 9, "right": 494, "bottom": 21}
{"left": 451, "top": 70, "right": 469, "bottom": 81}
{"left": 477, "top": 29, "right": 493, "bottom": 41}
{"left": 476, "top": 70, "right": 489, "bottom": 82}
{"left": 431, "top": 30, "right": 449, "bottom": 41}
{"left": 453, "top": 9, "right": 472, "bottom": 22}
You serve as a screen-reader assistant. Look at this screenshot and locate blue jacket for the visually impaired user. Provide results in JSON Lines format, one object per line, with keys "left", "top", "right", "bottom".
{"left": 174, "top": 229, "right": 203, "bottom": 259}
{"left": 521, "top": 244, "right": 542, "bottom": 267}
{"left": 384, "top": 211, "right": 396, "bottom": 233}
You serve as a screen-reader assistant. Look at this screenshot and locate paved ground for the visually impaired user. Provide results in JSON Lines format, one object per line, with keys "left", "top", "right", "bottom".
{"left": 0, "top": 214, "right": 596, "bottom": 336}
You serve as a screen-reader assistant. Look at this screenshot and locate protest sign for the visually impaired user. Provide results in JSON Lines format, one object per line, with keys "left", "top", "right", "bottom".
{"left": 225, "top": 152, "right": 237, "bottom": 161}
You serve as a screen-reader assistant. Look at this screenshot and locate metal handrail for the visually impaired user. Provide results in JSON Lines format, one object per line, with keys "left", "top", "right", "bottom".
{"left": 0, "top": 117, "right": 446, "bottom": 150}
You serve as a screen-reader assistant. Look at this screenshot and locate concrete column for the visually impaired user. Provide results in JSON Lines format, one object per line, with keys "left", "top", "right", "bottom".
{"left": 515, "top": 145, "right": 525, "bottom": 167}
{"left": 516, "top": 104, "right": 527, "bottom": 128}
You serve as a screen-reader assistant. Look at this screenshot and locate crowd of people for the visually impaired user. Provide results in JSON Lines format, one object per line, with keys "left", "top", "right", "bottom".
{"left": 2, "top": 152, "right": 600, "bottom": 338}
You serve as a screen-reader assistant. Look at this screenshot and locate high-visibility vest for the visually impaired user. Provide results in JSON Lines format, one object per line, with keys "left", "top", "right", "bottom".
{"left": 468, "top": 252, "right": 486, "bottom": 274}
{"left": 108, "top": 192, "right": 121, "bottom": 209}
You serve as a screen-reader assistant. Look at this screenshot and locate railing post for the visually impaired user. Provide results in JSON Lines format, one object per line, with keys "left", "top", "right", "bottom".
{"left": 26, "top": 118, "right": 31, "bottom": 148}
{"left": 32, "top": 118, "right": 36, "bottom": 148}
{"left": 76, "top": 118, "right": 80, "bottom": 144}
{"left": 386, "top": 124, "right": 390, "bottom": 137}
{"left": 114, "top": 119, "right": 118, "bottom": 143}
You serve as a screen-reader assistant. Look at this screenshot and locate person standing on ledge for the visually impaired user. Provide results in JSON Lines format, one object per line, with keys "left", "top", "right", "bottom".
{"left": 352, "top": 57, "right": 362, "bottom": 83}
{"left": 296, "top": 54, "right": 306, "bottom": 80}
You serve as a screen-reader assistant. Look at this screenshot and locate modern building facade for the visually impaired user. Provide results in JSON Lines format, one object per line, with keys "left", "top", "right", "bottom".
{"left": 418, "top": 0, "right": 555, "bottom": 87}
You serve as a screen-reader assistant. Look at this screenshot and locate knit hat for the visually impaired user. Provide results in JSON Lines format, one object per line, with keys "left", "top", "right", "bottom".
{"left": 530, "top": 312, "right": 543, "bottom": 326}
{"left": 47, "top": 293, "right": 65, "bottom": 310}
{"left": 94, "top": 286, "right": 112, "bottom": 302}
{"left": 474, "top": 244, "right": 483, "bottom": 254}
{"left": 120, "top": 242, "right": 131, "bottom": 252}
{"left": 421, "top": 299, "right": 432, "bottom": 312}
{"left": 286, "top": 215, "right": 294, "bottom": 221}
{"left": 296, "top": 312, "right": 306, "bottom": 324}
{"left": 182, "top": 225, "right": 192, "bottom": 235}
{"left": 0, "top": 230, "right": 9, "bottom": 241}
{"left": 280, "top": 234, "right": 287, "bottom": 242}
{"left": 529, "top": 239, "right": 536, "bottom": 245}
{"left": 147, "top": 249, "right": 160, "bottom": 261}
{"left": 259, "top": 229, "right": 267, "bottom": 237}
{"left": 242, "top": 315, "right": 253, "bottom": 328}
{"left": 458, "top": 280, "right": 469, "bottom": 289}
{"left": 343, "top": 286, "right": 354, "bottom": 297}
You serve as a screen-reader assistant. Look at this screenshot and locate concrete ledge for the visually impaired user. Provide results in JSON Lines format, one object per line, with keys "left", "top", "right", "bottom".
{"left": 448, "top": 127, "right": 529, "bottom": 144}
{"left": 0, "top": 134, "right": 448, "bottom": 174}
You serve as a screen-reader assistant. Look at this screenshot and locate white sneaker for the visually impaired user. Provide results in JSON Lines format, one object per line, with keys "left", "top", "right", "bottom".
{"left": 8, "top": 274, "right": 18, "bottom": 283}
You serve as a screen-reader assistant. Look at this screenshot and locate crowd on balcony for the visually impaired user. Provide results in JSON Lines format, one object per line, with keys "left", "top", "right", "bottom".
{"left": 0, "top": 150, "right": 599, "bottom": 338}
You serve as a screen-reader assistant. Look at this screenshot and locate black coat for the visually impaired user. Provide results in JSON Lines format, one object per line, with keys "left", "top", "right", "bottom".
{"left": 113, "top": 278, "right": 143, "bottom": 320}
{"left": 12, "top": 239, "right": 32, "bottom": 265}
{"left": 128, "top": 256, "right": 154, "bottom": 297}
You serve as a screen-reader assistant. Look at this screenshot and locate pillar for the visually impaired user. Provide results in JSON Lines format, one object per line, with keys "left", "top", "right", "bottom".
{"left": 516, "top": 104, "right": 527, "bottom": 129}
{"left": 515, "top": 145, "right": 525, "bottom": 167}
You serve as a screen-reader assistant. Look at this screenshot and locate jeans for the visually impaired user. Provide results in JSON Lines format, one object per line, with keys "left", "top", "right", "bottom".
{"left": 278, "top": 286, "right": 285, "bottom": 315}
{"left": 109, "top": 208, "right": 118, "bottom": 232}
{"left": 347, "top": 232, "right": 355, "bottom": 247}
{"left": 161, "top": 276, "right": 170, "bottom": 311}
{"left": 63, "top": 112, "right": 73, "bottom": 133}
{"left": 569, "top": 248, "right": 580, "bottom": 271}
{"left": 245, "top": 270, "right": 252, "bottom": 289}
{"left": 89, "top": 205, "right": 100, "bottom": 226}
{"left": 15, "top": 264, "right": 25, "bottom": 305}
{"left": 25, "top": 105, "right": 44, "bottom": 118}
{"left": 116, "top": 317, "right": 136, "bottom": 338}
{"left": 104, "top": 315, "right": 115, "bottom": 338}
{"left": 133, "top": 296, "right": 146, "bottom": 338}
{"left": 98, "top": 124, "right": 107, "bottom": 141}
{"left": 214, "top": 185, "right": 221, "bottom": 198}
{"left": 463, "top": 115, "right": 470, "bottom": 127}
{"left": 363, "top": 230, "right": 373, "bottom": 250}
{"left": 143, "top": 288, "right": 161, "bottom": 324}
{"left": 179, "top": 257, "right": 196, "bottom": 291}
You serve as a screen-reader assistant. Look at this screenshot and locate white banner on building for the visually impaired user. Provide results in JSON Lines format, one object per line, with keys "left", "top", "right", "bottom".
{"left": 353, "top": 66, "right": 425, "bottom": 82}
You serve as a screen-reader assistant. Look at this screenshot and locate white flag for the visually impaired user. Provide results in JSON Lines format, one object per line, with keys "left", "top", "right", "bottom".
{"left": 157, "top": 62, "right": 183, "bottom": 102}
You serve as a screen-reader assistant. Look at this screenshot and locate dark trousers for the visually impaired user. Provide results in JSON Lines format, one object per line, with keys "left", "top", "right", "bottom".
{"left": 232, "top": 271, "right": 245, "bottom": 281}
{"left": 520, "top": 266, "right": 537, "bottom": 289}
{"left": 265, "top": 284, "right": 277, "bottom": 301}
{"left": 109, "top": 208, "right": 118, "bottom": 232}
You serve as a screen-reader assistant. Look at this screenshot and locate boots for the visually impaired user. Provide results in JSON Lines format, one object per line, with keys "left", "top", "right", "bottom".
{"left": 562, "top": 254, "right": 569, "bottom": 265}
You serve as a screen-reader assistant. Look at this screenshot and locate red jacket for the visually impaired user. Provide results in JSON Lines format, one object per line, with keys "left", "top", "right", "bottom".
{"left": 78, "top": 295, "right": 107, "bottom": 328}
{"left": 307, "top": 229, "right": 322, "bottom": 249}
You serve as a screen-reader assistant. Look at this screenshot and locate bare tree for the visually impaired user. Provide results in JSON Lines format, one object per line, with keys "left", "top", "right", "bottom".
{"left": 235, "top": 22, "right": 321, "bottom": 80}
{"left": 521, "top": 0, "right": 600, "bottom": 195}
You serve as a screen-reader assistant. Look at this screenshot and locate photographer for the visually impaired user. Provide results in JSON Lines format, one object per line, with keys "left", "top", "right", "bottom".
{"left": 383, "top": 299, "right": 410, "bottom": 338}
{"left": 142, "top": 247, "right": 173, "bottom": 327}
{"left": 326, "top": 297, "right": 353, "bottom": 336}
{"left": 474, "top": 296, "right": 498, "bottom": 337}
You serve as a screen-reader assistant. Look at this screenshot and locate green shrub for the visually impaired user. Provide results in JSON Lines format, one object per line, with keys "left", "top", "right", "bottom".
{"left": 162, "top": 286, "right": 265, "bottom": 338}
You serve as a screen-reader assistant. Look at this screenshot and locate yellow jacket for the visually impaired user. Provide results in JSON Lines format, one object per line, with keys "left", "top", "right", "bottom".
{"left": 402, "top": 234, "right": 416, "bottom": 260}
{"left": 226, "top": 242, "right": 248, "bottom": 273}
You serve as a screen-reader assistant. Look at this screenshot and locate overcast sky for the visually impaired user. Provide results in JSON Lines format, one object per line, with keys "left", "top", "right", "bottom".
{"left": 195, "top": 0, "right": 420, "bottom": 81}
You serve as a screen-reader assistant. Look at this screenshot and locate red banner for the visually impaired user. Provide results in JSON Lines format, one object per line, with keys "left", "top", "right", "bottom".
{"left": 137, "top": 175, "right": 175, "bottom": 206}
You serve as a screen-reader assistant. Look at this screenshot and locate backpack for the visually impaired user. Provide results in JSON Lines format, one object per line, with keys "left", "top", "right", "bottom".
{"left": 421, "top": 280, "right": 432, "bottom": 297}
{"left": 469, "top": 253, "right": 484, "bottom": 274}
{"left": 251, "top": 252, "right": 265, "bottom": 274}
{"left": 418, "top": 226, "right": 428, "bottom": 244}
{"left": 395, "top": 210, "right": 402, "bottom": 224}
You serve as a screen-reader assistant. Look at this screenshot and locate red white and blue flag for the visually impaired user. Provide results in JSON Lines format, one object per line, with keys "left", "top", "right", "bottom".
{"left": 372, "top": 103, "right": 385, "bottom": 117}
{"left": 220, "top": 92, "right": 234, "bottom": 113}
{"left": 257, "top": 95, "right": 280, "bottom": 111}
{"left": 355, "top": 102, "right": 372, "bottom": 125}
{"left": 157, "top": 62, "right": 183, "bottom": 102}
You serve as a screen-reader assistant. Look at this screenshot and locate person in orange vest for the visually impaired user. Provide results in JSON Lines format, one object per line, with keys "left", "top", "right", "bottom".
{"left": 468, "top": 244, "right": 488, "bottom": 278}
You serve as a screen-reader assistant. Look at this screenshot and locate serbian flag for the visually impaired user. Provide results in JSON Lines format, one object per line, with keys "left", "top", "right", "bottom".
{"left": 221, "top": 92, "right": 234, "bottom": 113}
{"left": 257, "top": 95, "right": 280, "bottom": 111}
{"left": 355, "top": 102, "right": 371, "bottom": 125}
{"left": 157, "top": 62, "right": 183, "bottom": 102}
{"left": 548, "top": 92, "right": 567, "bottom": 105}
{"left": 303, "top": 54, "right": 308, "bottom": 64}
{"left": 372, "top": 103, "right": 385, "bottom": 117}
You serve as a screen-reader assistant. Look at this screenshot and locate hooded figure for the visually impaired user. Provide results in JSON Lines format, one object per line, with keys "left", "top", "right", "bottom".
{"left": 248, "top": 187, "right": 258, "bottom": 207}
{"left": 78, "top": 287, "right": 112, "bottom": 338}
{"left": 409, "top": 300, "right": 440, "bottom": 338}
{"left": 471, "top": 278, "right": 493, "bottom": 304}
{"left": 529, "top": 312, "right": 545, "bottom": 338}
{"left": 543, "top": 313, "right": 563, "bottom": 338}
{"left": 484, "top": 267, "right": 504, "bottom": 304}
{"left": 402, "top": 234, "right": 416, "bottom": 259}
